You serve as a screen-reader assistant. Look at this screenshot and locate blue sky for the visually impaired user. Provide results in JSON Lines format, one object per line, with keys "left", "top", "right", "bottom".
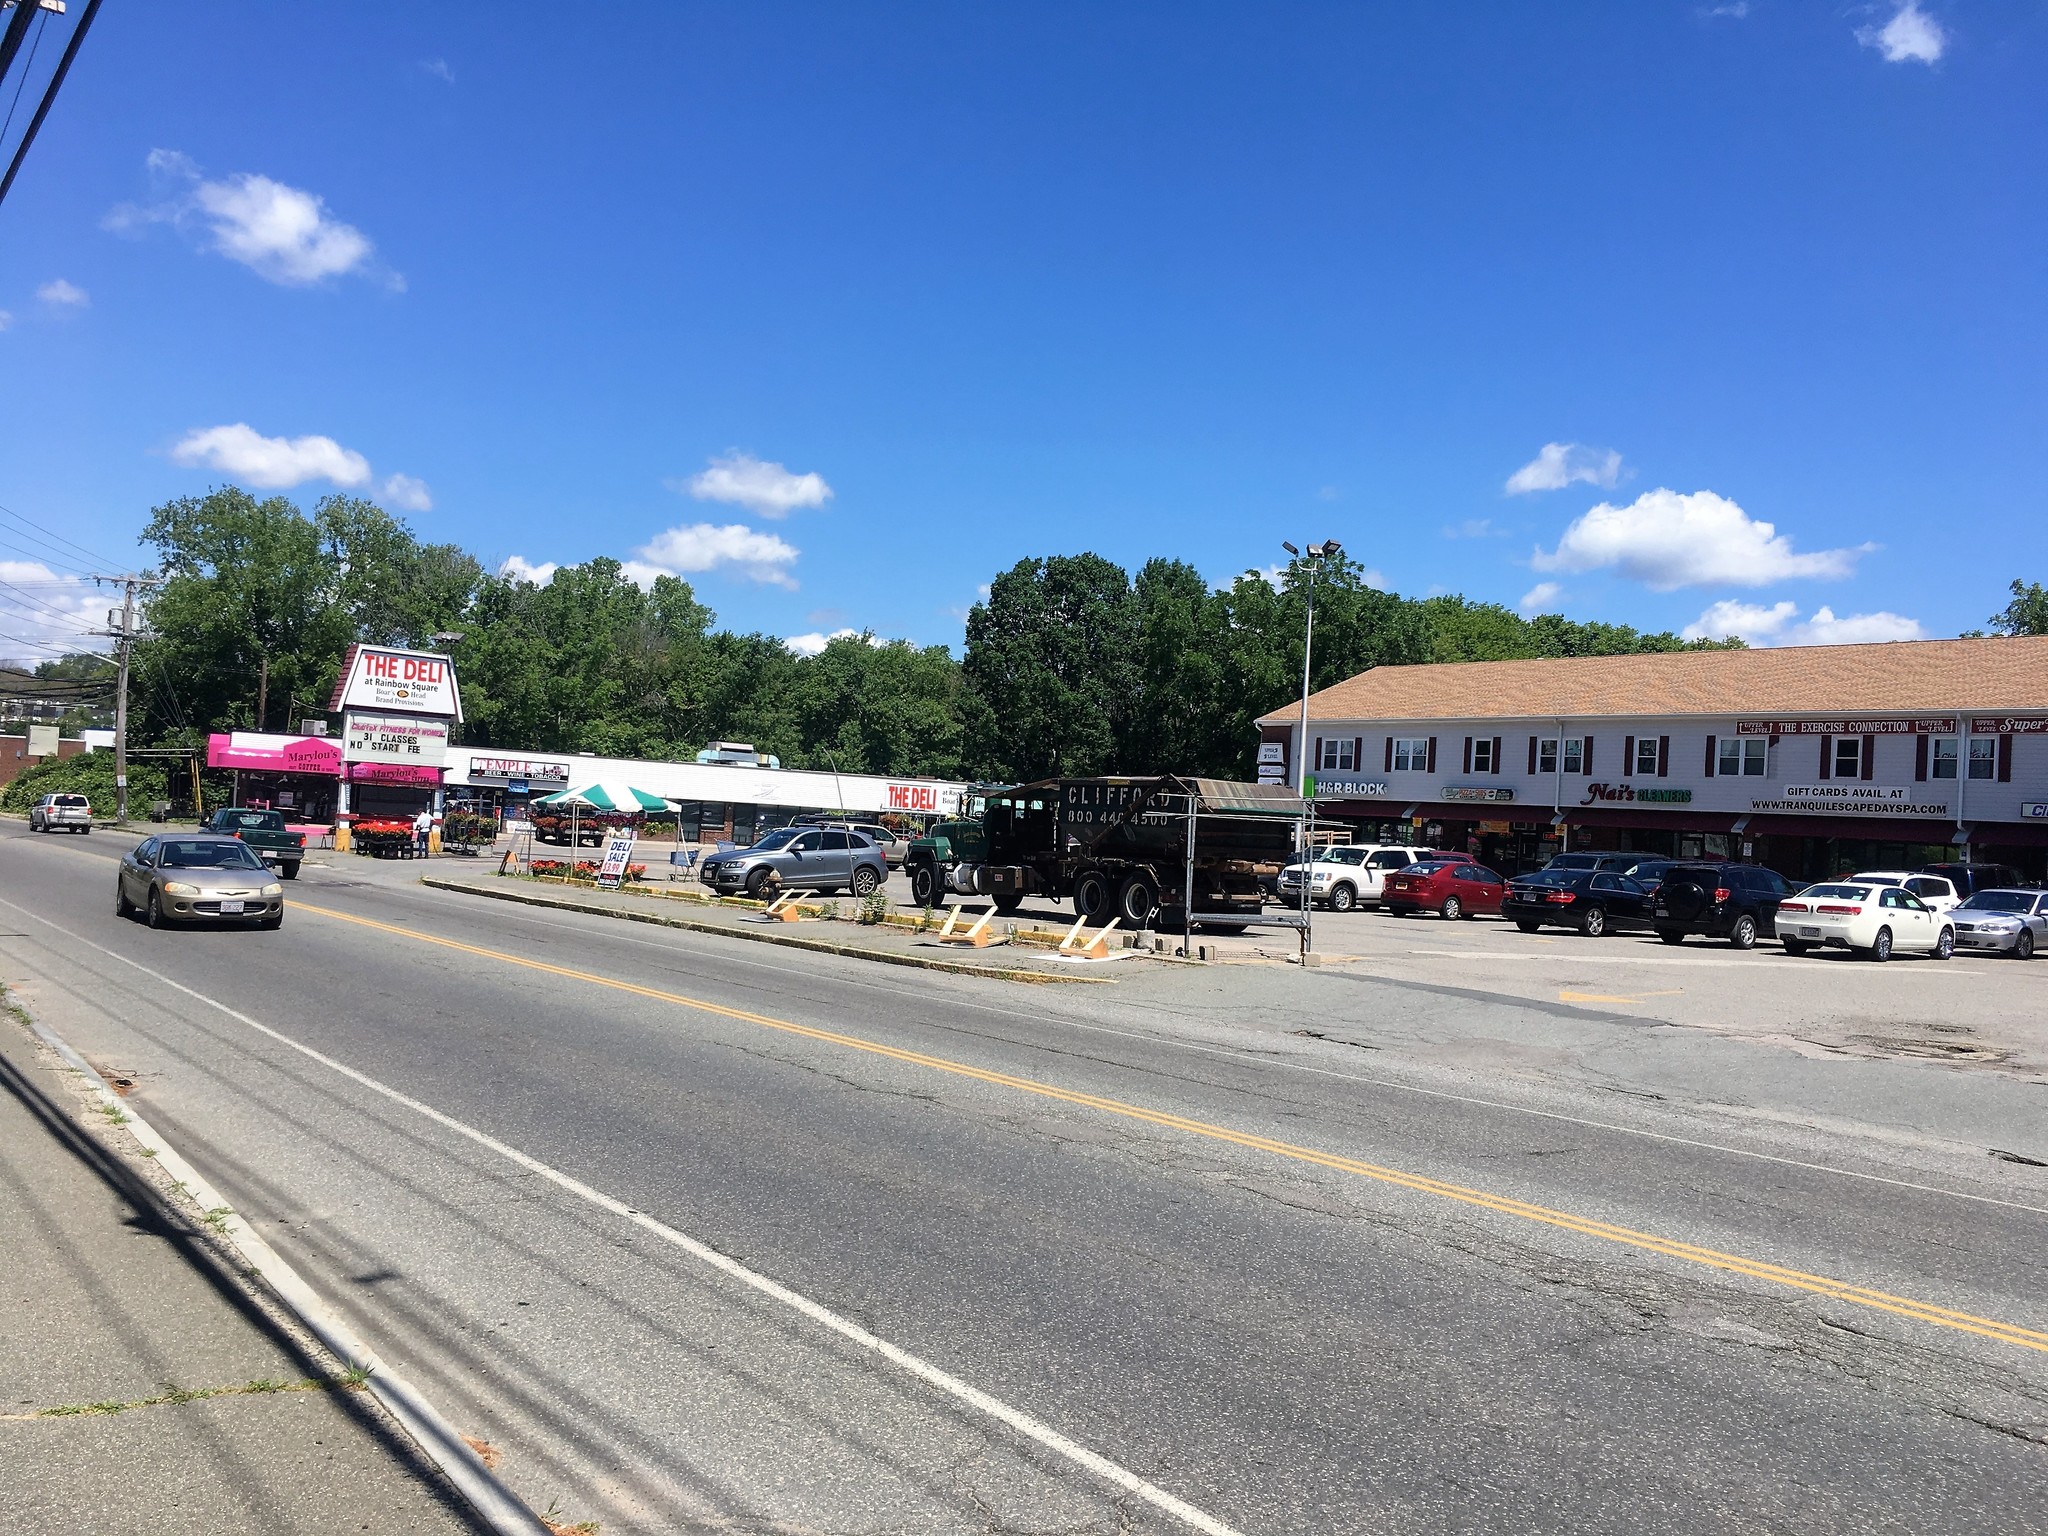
{"left": 1, "top": 1, "right": 2042, "bottom": 661}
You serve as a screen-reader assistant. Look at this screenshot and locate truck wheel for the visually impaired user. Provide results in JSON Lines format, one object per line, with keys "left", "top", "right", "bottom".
{"left": 1117, "top": 874, "right": 1157, "bottom": 928}
{"left": 910, "top": 864, "right": 939, "bottom": 907}
{"left": 1328, "top": 884, "right": 1356, "bottom": 913}
{"left": 1074, "top": 869, "right": 1114, "bottom": 926}
{"left": 280, "top": 862, "right": 300, "bottom": 881}
{"left": 993, "top": 893, "right": 1022, "bottom": 916}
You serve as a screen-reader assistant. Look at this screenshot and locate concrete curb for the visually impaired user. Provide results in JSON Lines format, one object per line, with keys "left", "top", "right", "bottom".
{"left": 419, "top": 876, "right": 1116, "bottom": 984}
{"left": 16, "top": 1002, "right": 552, "bottom": 1536}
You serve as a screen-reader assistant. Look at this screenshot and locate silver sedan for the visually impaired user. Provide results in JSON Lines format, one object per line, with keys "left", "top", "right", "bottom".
{"left": 116, "top": 834, "right": 285, "bottom": 930}
{"left": 1948, "top": 889, "right": 2048, "bottom": 959}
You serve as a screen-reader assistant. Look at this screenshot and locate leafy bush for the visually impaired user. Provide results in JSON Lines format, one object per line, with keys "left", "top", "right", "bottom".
{"left": 1, "top": 753, "right": 166, "bottom": 815}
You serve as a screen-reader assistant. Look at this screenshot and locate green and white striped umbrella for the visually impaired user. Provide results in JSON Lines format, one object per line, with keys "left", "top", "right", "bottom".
{"left": 532, "top": 783, "right": 671, "bottom": 813}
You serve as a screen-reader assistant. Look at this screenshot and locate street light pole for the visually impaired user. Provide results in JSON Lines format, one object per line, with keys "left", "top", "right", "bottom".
{"left": 1281, "top": 539, "right": 1340, "bottom": 961}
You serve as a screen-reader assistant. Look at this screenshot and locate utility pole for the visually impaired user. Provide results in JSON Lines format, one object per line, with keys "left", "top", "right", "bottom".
{"left": 92, "top": 574, "right": 159, "bottom": 826}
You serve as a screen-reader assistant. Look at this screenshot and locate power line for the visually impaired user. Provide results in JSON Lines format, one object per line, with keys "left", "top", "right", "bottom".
{"left": 0, "top": 498, "right": 120, "bottom": 570}
{"left": 0, "top": 7, "right": 46, "bottom": 146}
{"left": 0, "top": 0, "right": 102, "bottom": 211}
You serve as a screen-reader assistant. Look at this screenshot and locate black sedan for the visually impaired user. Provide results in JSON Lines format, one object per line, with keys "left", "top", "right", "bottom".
{"left": 1501, "top": 869, "right": 1656, "bottom": 937}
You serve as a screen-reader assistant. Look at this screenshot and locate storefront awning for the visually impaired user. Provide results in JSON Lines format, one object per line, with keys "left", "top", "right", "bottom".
{"left": 1739, "top": 813, "right": 1962, "bottom": 843}
{"left": 1564, "top": 807, "right": 1743, "bottom": 834}
{"left": 206, "top": 732, "right": 341, "bottom": 775}
{"left": 1963, "top": 821, "right": 2048, "bottom": 849}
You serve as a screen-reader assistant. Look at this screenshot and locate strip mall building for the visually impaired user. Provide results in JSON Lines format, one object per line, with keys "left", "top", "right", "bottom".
{"left": 1257, "top": 636, "right": 2048, "bottom": 882}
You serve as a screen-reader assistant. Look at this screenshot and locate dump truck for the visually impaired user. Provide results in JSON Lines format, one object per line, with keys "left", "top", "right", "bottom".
{"left": 904, "top": 775, "right": 1306, "bottom": 930}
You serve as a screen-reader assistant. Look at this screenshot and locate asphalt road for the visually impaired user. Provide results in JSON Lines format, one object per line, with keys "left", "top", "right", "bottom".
{"left": 3, "top": 822, "right": 2045, "bottom": 1534}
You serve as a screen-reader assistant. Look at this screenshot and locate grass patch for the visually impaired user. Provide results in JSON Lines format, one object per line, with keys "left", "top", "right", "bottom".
{"left": 6, "top": 1371, "right": 367, "bottom": 1420}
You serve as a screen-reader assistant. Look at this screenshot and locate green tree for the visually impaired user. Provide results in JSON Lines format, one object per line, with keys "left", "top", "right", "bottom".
{"left": 1988, "top": 579, "right": 2048, "bottom": 637}
{"left": 962, "top": 554, "right": 1139, "bottom": 780}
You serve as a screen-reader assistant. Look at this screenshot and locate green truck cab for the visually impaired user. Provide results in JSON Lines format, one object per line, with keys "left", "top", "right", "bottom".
{"left": 904, "top": 775, "right": 1302, "bottom": 931}
{"left": 201, "top": 807, "right": 307, "bottom": 879}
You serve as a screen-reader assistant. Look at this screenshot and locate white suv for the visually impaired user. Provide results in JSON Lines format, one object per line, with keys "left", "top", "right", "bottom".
{"left": 1850, "top": 870, "right": 1961, "bottom": 916}
{"left": 29, "top": 793, "right": 92, "bottom": 834}
{"left": 1277, "top": 844, "right": 1431, "bottom": 912}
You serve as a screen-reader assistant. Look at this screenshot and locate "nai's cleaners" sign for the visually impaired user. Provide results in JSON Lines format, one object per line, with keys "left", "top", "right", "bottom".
{"left": 329, "top": 645, "right": 463, "bottom": 720}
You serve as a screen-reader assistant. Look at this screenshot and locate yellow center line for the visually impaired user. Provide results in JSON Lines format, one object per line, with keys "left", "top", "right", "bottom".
{"left": 290, "top": 898, "right": 2048, "bottom": 1356}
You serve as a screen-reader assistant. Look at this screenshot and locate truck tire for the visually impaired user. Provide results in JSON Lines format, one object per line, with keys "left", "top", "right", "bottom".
{"left": 910, "top": 863, "right": 939, "bottom": 908}
{"left": 1328, "top": 883, "right": 1356, "bottom": 913}
{"left": 993, "top": 893, "right": 1022, "bottom": 916}
{"left": 1074, "top": 869, "right": 1114, "bottom": 926}
{"left": 280, "top": 861, "right": 300, "bottom": 880}
{"left": 1117, "top": 874, "right": 1157, "bottom": 929}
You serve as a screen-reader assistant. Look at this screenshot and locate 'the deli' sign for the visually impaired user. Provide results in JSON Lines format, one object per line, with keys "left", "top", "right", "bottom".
{"left": 331, "top": 645, "right": 463, "bottom": 720}
{"left": 886, "top": 782, "right": 961, "bottom": 815}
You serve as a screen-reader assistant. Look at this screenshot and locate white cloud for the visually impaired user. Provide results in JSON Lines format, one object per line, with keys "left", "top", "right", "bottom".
{"left": 634, "top": 522, "right": 800, "bottom": 589}
{"left": 420, "top": 58, "right": 455, "bottom": 83}
{"left": 499, "top": 556, "right": 558, "bottom": 585}
{"left": 37, "top": 279, "right": 88, "bottom": 308}
{"left": 1533, "top": 488, "right": 1870, "bottom": 590}
{"left": 1506, "top": 442, "right": 1624, "bottom": 495}
{"left": 0, "top": 560, "right": 109, "bottom": 656}
{"left": 0, "top": 311, "right": 11, "bottom": 331}
{"left": 783, "top": 628, "right": 890, "bottom": 657}
{"left": 104, "top": 151, "right": 386, "bottom": 288}
{"left": 1707, "top": 2, "right": 1750, "bottom": 17}
{"left": 677, "top": 452, "right": 831, "bottom": 519}
{"left": 1519, "top": 582, "right": 1564, "bottom": 614}
{"left": 379, "top": 473, "right": 433, "bottom": 512}
{"left": 1444, "top": 518, "right": 1497, "bottom": 539}
{"left": 1684, "top": 598, "right": 1925, "bottom": 646}
{"left": 1858, "top": 2, "right": 1946, "bottom": 63}
{"left": 169, "top": 423, "right": 371, "bottom": 490}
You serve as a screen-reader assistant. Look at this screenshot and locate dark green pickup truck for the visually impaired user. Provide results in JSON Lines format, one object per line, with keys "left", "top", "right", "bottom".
{"left": 201, "top": 808, "right": 306, "bottom": 879}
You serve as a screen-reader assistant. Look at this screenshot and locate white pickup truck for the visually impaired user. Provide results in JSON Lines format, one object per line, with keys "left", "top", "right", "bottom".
{"left": 1276, "top": 844, "right": 1450, "bottom": 911}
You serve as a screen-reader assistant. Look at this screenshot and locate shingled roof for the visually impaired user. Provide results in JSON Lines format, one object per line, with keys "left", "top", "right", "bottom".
{"left": 1256, "top": 636, "right": 2048, "bottom": 726}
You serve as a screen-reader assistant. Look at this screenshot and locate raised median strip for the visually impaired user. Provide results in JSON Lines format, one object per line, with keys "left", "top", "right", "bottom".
{"left": 419, "top": 873, "right": 1118, "bottom": 983}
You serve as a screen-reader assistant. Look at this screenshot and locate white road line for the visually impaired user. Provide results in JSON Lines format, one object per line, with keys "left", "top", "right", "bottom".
{"left": 392, "top": 889, "right": 2048, "bottom": 1220}
{"left": 1390, "top": 948, "right": 1989, "bottom": 972}
{"left": 0, "top": 898, "right": 1246, "bottom": 1536}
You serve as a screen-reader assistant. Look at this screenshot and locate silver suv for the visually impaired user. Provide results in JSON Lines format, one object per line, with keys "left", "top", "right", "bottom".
{"left": 701, "top": 826, "right": 888, "bottom": 899}
{"left": 29, "top": 793, "right": 92, "bottom": 834}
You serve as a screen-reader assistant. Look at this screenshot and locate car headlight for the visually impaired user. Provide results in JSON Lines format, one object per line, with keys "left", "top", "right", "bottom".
{"left": 263, "top": 883, "right": 283, "bottom": 898}
{"left": 162, "top": 881, "right": 200, "bottom": 897}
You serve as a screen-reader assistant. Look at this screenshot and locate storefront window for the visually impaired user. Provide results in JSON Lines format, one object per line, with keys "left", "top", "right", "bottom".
{"left": 1968, "top": 738, "right": 1996, "bottom": 780}
{"left": 1635, "top": 737, "right": 1660, "bottom": 775}
{"left": 1317, "top": 738, "right": 1356, "bottom": 772}
{"left": 1538, "top": 739, "right": 1558, "bottom": 774}
{"left": 1471, "top": 738, "right": 1497, "bottom": 773}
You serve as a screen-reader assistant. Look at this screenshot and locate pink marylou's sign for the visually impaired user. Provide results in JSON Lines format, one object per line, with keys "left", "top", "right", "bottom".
{"left": 206, "top": 734, "right": 343, "bottom": 774}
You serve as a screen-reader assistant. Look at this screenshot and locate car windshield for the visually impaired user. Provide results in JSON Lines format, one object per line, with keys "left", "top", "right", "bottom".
{"left": 158, "top": 840, "right": 267, "bottom": 871}
{"left": 1958, "top": 891, "right": 2034, "bottom": 913}
{"left": 1802, "top": 884, "right": 1871, "bottom": 901}
{"left": 54, "top": 795, "right": 89, "bottom": 807}
{"left": 224, "top": 810, "right": 281, "bottom": 828}
{"left": 750, "top": 828, "right": 800, "bottom": 850}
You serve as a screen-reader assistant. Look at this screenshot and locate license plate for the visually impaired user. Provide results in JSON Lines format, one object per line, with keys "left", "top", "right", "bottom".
{"left": 1654, "top": 906, "right": 1668, "bottom": 916}
{"left": 1799, "top": 926, "right": 1819, "bottom": 938}
{"left": 219, "top": 899, "right": 245, "bottom": 914}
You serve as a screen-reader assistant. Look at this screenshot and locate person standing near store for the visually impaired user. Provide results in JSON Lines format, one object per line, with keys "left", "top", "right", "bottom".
{"left": 412, "top": 807, "right": 432, "bottom": 858}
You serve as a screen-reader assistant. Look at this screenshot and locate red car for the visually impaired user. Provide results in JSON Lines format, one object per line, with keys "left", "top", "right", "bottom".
{"left": 1383, "top": 859, "right": 1507, "bottom": 919}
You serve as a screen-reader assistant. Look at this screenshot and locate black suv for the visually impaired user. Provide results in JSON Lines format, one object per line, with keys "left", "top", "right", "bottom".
{"left": 1651, "top": 863, "right": 1796, "bottom": 949}
{"left": 1918, "top": 863, "right": 2026, "bottom": 899}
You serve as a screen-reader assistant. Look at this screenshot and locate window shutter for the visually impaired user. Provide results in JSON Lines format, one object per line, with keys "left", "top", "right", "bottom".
{"left": 1462, "top": 736, "right": 1473, "bottom": 774}
{"left": 1426, "top": 736, "right": 1437, "bottom": 773}
{"left": 1915, "top": 735, "right": 1928, "bottom": 782}
{"left": 1384, "top": 736, "right": 1394, "bottom": 772}
{"left": 1658, "top": 735, "right": 1670, "bottom": 777}
{"left": 1861, "top": 733, "right": 1876, "bottom": 781}
{"left": 1492, "top": 736, "right": 1503, "bottom": 775}
{"left": 1353, "top": 737, "right": 1363, "bottom": 774}
{"left": 1528, "top": 736, "right": 1538, "bottom": 775}
{"left": 1623, "top": 735, "right": 1635, "bottom": 777}
{"left": 1704, "top": 735, "right": 1717, "bottom": 777}
{"left": 1313, "top": 737, "right": 1323, "bottom": 773}
{"left": 2000, "top": 735, "right": 2014, "bottom": 782}
{"left": 1818, "top": 736, "right": 1832, "bottom": 780}
{"left": 1582, "top": 736, "right": 1593, "bottom": 773}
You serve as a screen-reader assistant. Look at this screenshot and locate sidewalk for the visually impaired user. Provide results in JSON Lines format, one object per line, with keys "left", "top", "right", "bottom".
{"left": 0, "top": 1008, "right": 485, "bottom": 1535}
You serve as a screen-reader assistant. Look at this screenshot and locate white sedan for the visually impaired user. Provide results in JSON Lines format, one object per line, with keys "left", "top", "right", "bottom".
{"left": 1775, "top": 882, "right": 1955, "bottom": 961}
